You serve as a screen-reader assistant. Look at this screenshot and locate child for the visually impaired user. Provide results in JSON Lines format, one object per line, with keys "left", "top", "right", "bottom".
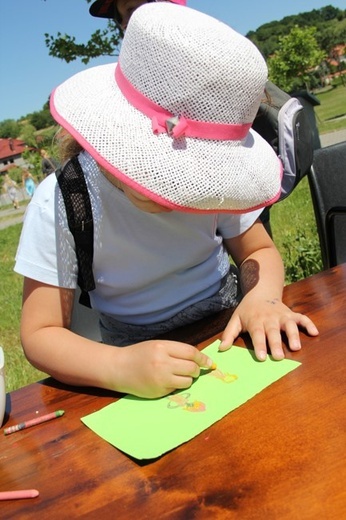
{"left": 22, "top": 170, "right": 36, "bottom": 198}
{"left": 3, "top": 174, "right": 19, "bottom": 209}
{"left": 15, "top": 4, "right": 318, "bottom": 399}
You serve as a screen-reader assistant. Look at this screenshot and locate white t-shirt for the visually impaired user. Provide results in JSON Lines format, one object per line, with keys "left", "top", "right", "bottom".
{"left": 15, "top": 152, "right": 262, "bottom": 324}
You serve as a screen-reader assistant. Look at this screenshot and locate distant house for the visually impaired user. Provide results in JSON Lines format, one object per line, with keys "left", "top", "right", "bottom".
{"left": 0, "top": 137, "right": 28, "bottom": 174}
{"left": 324, "top": 44, "right": 346, "bottom": 81}
{"left": 329, "top": 43, "right": 346, "bottom": 67}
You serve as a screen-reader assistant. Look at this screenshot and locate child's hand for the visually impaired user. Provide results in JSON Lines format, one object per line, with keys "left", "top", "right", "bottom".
{"left": 114, "top": 340, "right": 215, "bottom": 398}
{"left": 219, "top": 295, "right": 319, "bottom": 361}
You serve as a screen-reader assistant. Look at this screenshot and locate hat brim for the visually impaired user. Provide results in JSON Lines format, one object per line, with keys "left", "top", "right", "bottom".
{"left": 51, "top": 63, "right": 282, "bottom": 213}
{"left": 89, "top": 0, "right": 114, "bottom": 18}
{"left": 89, "top": 1, "right": 188, "bottom": 19}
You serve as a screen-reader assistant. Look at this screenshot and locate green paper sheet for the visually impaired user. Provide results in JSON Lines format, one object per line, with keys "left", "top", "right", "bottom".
{"left": 81, "top": 342, "right": 300, "bottom": 459}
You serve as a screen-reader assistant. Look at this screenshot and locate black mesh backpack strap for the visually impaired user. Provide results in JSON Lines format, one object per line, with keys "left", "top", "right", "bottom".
{"left": 55, "top": 156, "right": 95, "bottom": 308}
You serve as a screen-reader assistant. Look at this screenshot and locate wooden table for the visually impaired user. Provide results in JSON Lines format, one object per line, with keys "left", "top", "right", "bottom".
{"left": 1, "top": 265, "right": 346, "bottom": 519}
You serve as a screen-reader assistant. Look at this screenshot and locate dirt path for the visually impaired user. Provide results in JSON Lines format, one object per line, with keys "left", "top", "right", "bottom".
{"left": 0, "top": 205, "right": 27, "bottom": 230}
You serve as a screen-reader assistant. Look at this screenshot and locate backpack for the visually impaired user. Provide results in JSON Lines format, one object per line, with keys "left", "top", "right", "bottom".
{"left": 252, "top": 81, "right": 313, "bottom": 200}
{"left": 56, "top": 83, "right": 314, "bottom": 307}
{"left": 56, "top": 156, "right": 95, "bottom": 307}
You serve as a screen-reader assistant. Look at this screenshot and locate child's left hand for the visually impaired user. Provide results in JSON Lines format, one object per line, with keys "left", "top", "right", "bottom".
{"left": 219, "top": 294, "right": 319, "bottom": 361}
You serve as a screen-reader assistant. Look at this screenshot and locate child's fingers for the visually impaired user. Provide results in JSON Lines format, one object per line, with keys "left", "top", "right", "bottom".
{"left": 166, "top": 342, "right": 216, "bottom": 375}
{"left": 219, "top": 313, "right": 242, "bottom": 351}
{"left": 294, "top": 314, "right": 319, "bottom": 336}
{"left": 283, "top": 314, "right": 319, "bottom": 352}
{"left": 192, "top": 349, "right": 216, "bottom": 370}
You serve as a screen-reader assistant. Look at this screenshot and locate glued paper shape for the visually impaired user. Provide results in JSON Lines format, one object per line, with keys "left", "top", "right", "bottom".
{"left": 81, "top": 342, "right": 300, "bottom": 459}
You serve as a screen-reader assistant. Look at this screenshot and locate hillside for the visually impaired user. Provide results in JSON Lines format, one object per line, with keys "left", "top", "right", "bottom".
{"left": 0, "top": 4, "right": 345, "bottom": 131}
{"left": 246, "top": 4, "right": 346, "bottom": 58}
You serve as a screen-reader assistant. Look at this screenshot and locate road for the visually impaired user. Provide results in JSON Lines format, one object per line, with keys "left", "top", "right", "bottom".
{"left": 319, "top": 128, "right": 346, "bottom": 147}
{"left": 0, "top": 205, "right": 27, "bottom": 231}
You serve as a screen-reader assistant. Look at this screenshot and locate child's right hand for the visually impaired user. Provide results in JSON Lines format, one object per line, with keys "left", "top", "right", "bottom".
{"left": 113, "top": 340, "right": 215, "bottom": 398}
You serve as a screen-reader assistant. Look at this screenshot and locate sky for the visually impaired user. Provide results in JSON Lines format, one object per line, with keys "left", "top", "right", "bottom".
{"left": 0, "top": 0, "right": 344, "bottom": 121}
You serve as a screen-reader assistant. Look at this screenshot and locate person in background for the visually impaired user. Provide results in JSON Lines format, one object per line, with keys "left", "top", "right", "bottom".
{"left": 3, "top": 173, "right": 19, "bottom": 209}
{"left": 22, "top": 169, "right": 36, "bottom": 198}
{"left": 89, "top": 0, "right": 186, "bottom": 30}
{"left": 40, "top": 149, "right": 60, "bottom": 178}
{"left": 15, "top": 4, "right": 318, "bottom": 400}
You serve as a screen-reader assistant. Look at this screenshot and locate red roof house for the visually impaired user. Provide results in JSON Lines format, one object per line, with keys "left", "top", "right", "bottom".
{"left": 0, "top": 138, "right": 28, "bottom": 173}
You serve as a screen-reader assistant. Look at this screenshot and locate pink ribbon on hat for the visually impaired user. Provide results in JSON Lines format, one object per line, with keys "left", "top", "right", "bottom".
{"left": 115, "top": 64, "right": 251, "bottom": 140}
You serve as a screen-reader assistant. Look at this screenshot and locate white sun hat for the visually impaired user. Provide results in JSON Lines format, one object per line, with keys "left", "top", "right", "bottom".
{"left": 51, "top": 3, "right": 282, "bottom": 213}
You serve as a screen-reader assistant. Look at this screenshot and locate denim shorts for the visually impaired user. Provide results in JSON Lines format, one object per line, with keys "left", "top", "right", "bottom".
{"left": 99, "top": 266, "right": 240, "bottom": 346}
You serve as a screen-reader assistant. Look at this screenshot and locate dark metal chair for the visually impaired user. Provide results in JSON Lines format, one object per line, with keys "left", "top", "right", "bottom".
{"left": 308, "top": 141, "right": 346, "bottom": 269}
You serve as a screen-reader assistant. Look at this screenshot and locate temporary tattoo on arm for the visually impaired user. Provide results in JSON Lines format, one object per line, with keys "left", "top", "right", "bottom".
{"left": 239, "top": 259, "right": 259, "bottom": 293}
{"left": 266, "top": 298, "right": 280, "bottom": 305}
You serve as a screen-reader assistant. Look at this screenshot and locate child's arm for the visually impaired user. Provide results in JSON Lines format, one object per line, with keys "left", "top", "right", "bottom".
{"left": 20, "top": 277, "right": 215, "bottom": 398}
{"left": 221, "top": 219, "right": 319, "bottom": 361}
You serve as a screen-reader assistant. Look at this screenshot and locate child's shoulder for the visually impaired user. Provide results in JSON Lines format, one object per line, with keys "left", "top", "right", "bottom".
{"left": 36, "top": 172, "right": 58, "bottom": 194}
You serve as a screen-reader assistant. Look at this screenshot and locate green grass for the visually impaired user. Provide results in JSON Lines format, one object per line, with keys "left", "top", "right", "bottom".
{"left": 314, "top": 84, "right": 346, "bottom": 134}
{"left": 270, "top": 177, "right": 323, "bottom": 283}
{"left": 0, "top": 224, "right": 46, "bottom": 392}
{"left": 0, "top": 201, "right": 27, "bottom": 223}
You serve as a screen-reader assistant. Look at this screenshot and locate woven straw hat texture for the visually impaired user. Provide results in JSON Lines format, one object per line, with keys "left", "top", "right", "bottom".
{"left": 51, "top": 3, "right": 282, "bottom": 212}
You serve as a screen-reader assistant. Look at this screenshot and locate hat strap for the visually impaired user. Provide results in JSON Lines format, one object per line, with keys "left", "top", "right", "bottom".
{"left": 115, "top": 65, "right": 251, "bottom": 140}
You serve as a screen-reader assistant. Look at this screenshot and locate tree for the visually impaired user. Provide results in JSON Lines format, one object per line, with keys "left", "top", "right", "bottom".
{"left": 44, "top": 2, "right": 344, "bottom": 67}
{"left": 247, "top": 6, "right": 345, "bottom": 58}
{"left": 29, "top": 108, "right": 56, "bottom": 130}
{"left": 267, "top": 26, "right": 326, "bottom": 92}
{"left": 21, "top": 148, "right": 43, "bottom": 179}
{"left": 0, "top": 119, "right": 21, "bottom": 138}
{"left": 317, "top": 18, "right": 346, "bottom": 55}
{"left": 19, "top": 123, "right": 39, "bottom": 149}
{"left": 44, "top": 0, "right": 123, "bottom": 64}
